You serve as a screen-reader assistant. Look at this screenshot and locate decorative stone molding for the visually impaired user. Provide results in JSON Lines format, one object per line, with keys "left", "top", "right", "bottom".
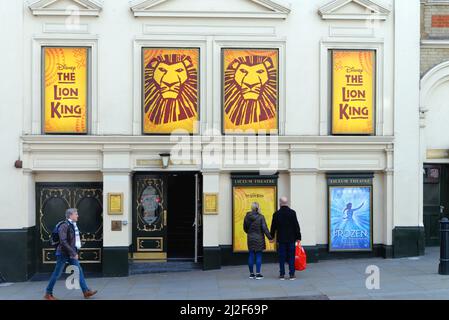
{"left": 318, "top": 0, "right": 391, "bottom": 21}
{"left": 28, "top": 0, "right": 103, "bottom": 16}
{"left": 421, "top": 60, "right": 449, "bottom": 109}
{"left": 129, "top": 0, "right": 291, "bottom": 19}
{"left": 21, "top": 135, "right": 394, "bottom": 173}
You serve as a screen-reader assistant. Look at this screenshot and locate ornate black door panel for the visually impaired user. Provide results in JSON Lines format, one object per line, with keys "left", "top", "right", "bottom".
{"left": 36, "top": 183, "right": 103, "bottom": 272}
{"left": 424, "top": 165, "right": 449, "bottom": 247}
{"left": 132, "top": 174, "right": 167, "bottom": 260}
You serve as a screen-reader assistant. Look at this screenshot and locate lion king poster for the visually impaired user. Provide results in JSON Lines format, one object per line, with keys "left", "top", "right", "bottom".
{"left": 223, "top": 49, "right": 278, "bottom": 134}
{"left": 332, "top": 50, "right": 375, "bottom": 135}
{"left": 44, "top": 47, "right": 88, "bottom": 134}
{"left": 143, "top": 48, "right": 199, "bottom": 134}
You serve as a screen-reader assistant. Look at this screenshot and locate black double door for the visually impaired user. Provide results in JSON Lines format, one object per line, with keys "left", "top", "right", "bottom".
{"left": 132, "top": 172, "right": 202, "bottom": 261}
{"left": 424, "top": 165, "right": 449, "bottom": 246}
{"left": 36, "top": 183, "right": 103, "bottom": 272}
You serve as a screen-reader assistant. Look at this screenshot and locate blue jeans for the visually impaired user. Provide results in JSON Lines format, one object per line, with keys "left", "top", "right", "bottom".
{"left": 46, "top": 254, "right": 89, "bottom": 295}
{"left": 278, "top": 242, "right": 295, "bottom": 276}
{"left": 248, "top": 250, "right": 262, "bottom": 274}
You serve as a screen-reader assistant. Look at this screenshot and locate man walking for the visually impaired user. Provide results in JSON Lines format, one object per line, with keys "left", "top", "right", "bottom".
{"left": 270, "top": 197, "right": 302, "bottom": 280}
{"left": 44, "top": 208, "right": 98, "bottom": 300}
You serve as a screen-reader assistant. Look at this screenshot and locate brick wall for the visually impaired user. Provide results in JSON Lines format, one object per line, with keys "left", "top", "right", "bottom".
{"left": 421, "top": 1, "right": 449, "bottom": 76}
{"left": 421, "top": 48, "right": 449, "bottom": 76}
{"left": 422, "top": 1, "right": 449, "bottom": 39}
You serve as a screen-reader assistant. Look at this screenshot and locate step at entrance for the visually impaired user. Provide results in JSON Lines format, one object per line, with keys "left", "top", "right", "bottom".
{"left": 129, "top": 261, "right": 201, "bottom": 275}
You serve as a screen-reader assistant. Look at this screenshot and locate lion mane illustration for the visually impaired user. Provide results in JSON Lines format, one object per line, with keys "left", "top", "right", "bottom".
{"left": 144, "top": 54, "right": 198, "bottom": 125}
{"left": 224, "top": 55, "right": 277, "bottom": 126}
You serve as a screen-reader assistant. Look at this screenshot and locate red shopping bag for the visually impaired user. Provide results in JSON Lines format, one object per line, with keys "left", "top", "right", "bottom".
{"left": 295, "top": 241, "right": 307, "bottom": 271}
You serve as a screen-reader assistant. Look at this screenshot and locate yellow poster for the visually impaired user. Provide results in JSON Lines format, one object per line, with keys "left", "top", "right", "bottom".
{"left": 233, "top": 186, "right": 276, "bottom": 252}
{"left": 332, "top": 50, "right": 375, "bottom": 135}
{"left": 143, "top": 48, "right": 199, "bottom": 134}
{"left": 44, "top": 47, "right": 88, "bottom": 134}
{"left": 223, "top": 49, "right": 278, "bottom": 134}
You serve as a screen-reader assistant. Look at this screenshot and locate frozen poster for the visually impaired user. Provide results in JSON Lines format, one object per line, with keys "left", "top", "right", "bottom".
{"left": 329, "top": 186, "right": 372, "bottom": 251}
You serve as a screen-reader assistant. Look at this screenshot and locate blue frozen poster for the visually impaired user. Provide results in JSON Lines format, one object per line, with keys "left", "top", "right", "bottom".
{"left": 329, "top": 186, "right": 372, "bottom": 251}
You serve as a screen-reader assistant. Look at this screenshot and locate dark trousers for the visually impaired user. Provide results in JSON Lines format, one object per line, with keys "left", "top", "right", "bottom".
{"left": 278, "top": 242, "right": 295, "bottom": 276}
{"left": 248, "top": 250, "right": 262, "bottom": 274}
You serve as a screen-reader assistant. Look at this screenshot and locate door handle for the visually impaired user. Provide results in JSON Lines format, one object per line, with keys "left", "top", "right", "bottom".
{"left": 193, "top": 214, "right": 197, "bottom": 227}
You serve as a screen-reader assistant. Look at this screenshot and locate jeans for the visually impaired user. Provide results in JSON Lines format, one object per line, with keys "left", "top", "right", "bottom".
{"left": 248, "top": 250, "right": 262, "bottom": 274}
{"left": 45, "top": 254, "right": 89, "bottom": 294}
{"left": 278, "top": 242, "right": 295, "bottom": 276}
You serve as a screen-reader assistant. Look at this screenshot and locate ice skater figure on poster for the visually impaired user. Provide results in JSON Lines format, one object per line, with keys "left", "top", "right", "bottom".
{"left": 342, "top": 202, "right": 364, "bottom": 220}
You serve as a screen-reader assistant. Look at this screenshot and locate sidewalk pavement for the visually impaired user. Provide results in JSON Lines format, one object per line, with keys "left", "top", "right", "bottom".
{"left": 1, "top": 247, "right": 448, "bottom": 300}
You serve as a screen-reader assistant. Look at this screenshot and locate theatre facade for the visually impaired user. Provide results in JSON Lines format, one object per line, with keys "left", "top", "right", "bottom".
{"left": 0, "top": 0, "right": 423, "bottom": 281}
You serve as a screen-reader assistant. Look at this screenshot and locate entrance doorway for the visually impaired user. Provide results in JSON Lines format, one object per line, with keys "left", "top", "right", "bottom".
{"left": 424, "top": 164, "right": 449, "bottom": 246}
{"left": 132, "top": 172, "right": 202, "bottom": 262}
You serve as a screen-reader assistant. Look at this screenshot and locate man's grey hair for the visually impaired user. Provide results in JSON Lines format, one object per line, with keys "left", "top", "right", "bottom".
{"left": 280, "top": 197, "right": 289, "bottom": 206}
{"left": 65, "top": 208, "right": 78, "bottom": 219}
{"left": 251, "top": 202, "right": 260, "bottom": 212}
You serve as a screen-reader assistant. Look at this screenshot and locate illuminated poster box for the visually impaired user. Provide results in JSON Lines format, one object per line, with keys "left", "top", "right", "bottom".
{"left": 43, "top": 47, "right": 88, "bottom": 134}
{"left": 142, "top": 48, "right": 200, "bottom": 134}
{"left": 222, "top": 48, "right": 279, "bottom": 135}
{"left": 332, "top": 50, "right": 375, "bottom": 135}
{"left": 231, "top": 175, "right": 278, "bottom": 253}
{"left": 327, "top": 173, "right": 374, "bottom": 252}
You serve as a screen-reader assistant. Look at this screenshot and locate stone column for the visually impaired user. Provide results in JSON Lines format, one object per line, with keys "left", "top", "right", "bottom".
{"left": 102, "top": 146, "right": 132, "bottom": 276}
{"left": 202, "top": 171, "right": 221, "bottom": 270}
{"left": 102, "top": 171, "right": 132, "bottom": 277}
{"left": 290, "top": 170, "right": 318, "bottom": 261}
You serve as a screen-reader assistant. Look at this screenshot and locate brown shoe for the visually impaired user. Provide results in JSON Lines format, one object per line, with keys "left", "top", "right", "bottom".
{"left": 44, "top": 293, "right": 57, "bottom": 300}
{"left": 83, "top": 290, "right": 98, "bottom": 299}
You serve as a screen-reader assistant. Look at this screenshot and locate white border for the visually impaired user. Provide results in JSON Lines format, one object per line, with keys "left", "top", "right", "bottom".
{"left": 319, "top": 38, "right": 385, "bottom": 136}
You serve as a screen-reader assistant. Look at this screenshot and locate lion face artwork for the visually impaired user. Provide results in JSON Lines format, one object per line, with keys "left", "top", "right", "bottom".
{"left": 143, "top": 49, "right": 199, "bottom": 134}
{"left": 223, "top": 49, "right": 278, "bottom": 132}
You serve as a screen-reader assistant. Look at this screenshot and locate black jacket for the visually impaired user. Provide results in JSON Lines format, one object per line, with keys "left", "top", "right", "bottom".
{"left": 243, "top": 211, "right": 272, "bottom": 251}
{"left": 270, "top": 206, "right": 301, "bottom": 243}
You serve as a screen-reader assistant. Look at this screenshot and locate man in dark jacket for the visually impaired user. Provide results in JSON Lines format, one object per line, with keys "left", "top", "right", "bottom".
{"left": 270, "top": 197, "right": 301, "bottom": 280}
{"left": 44, "top": 208, "right": 97, "bottom": 300}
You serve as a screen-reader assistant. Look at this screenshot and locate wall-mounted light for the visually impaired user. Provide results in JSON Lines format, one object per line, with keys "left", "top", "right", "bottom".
{"left": 159, "top": 153, "right": 171, "bottom": 169}
{"left": 14, "top": 159, "right": 23, "bottom": 169}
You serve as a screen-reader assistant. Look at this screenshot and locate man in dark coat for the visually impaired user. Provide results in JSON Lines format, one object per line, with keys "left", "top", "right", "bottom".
{"left": 270, "top": 197, "right": 302, "bottom": 280}
{"left": 44, "top": 208, "right": 98, "bottom": 300}
{"left": 243, "top": 202, "right": 273, "bottom": 280}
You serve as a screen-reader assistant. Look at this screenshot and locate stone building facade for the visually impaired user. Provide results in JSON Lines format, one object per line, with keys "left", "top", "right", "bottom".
{"left": 0, "top": 0, "right": 423, "bottom": 282}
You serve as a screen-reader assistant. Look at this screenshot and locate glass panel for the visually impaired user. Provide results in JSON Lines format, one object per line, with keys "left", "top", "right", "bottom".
{"left": 222, "top": 48, "right": 279, "bottom": 135}
{"left": 424, "top": 183, "right": 440, "bottom": 206}
{"left": 140, "top": 185, "right": 163, "bottom": 226}
{"left": 142, "top": 48, "right": 200, "bottom": 134}
{"left": 331, "top": 50, "right": 375, "bottom": 135}
{"left": 43, "top": 47, "right": 89, "bottom": 134}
